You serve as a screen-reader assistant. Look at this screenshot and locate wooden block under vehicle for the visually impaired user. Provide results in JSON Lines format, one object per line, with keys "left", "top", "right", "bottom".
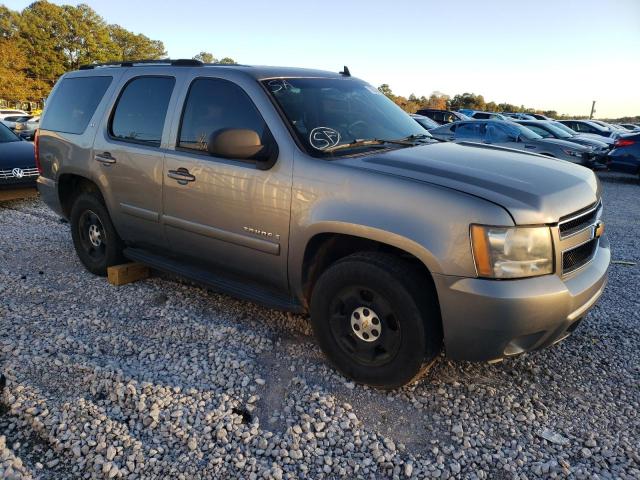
{"left": 107, "top": 262, "right": 149, "bottom": 286}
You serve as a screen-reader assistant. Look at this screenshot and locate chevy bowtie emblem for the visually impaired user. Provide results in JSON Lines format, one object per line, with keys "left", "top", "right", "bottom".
{"left": 594, "top": 221, "right": 605, "bottom": 239}
{"left": 11, "top": 168, "right": 24, "bottom": 179}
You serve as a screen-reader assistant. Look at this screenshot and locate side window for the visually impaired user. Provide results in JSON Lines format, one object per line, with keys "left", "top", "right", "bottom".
{"left": 110, "top": 76, "right": 175, "bottom": 146}
{"left": 178, "top": 78, "right": 268, "bottom": 154}
{"left": 484, "top": 123, "right": 515, "bottom": 143}
{"left": 455, "top": 122, "right": 484, "bottom": 140}
{"left": 40, "top": 76, "right": 112, "bottom": 134}
{"left": 473, "top": 112, "right": 490, "bottom": 119}
{"left": 434, "top": 112, "right": 445, "bottom": 123}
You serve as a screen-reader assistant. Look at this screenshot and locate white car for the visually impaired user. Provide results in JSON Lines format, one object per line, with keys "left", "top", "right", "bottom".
{"left": 0, "top": 109, "right": 29, "bottom": 120}
{"left": 1, "top": 114, "right": 33, "bottom": 130}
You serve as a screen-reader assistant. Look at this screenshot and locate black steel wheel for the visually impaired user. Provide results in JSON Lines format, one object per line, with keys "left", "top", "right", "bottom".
{"left": 310, "top": 252, "right": 441, "bottom": 388}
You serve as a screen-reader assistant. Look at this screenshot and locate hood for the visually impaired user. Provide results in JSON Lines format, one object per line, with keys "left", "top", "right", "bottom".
{"left": 339, "top": 142, "right": 599, "bottom": 225}
{"left": 0, "top": 140, "right": 35, "bottom": 169}
{"left": 536, "top": 137, "right": 591, "bottom": 151}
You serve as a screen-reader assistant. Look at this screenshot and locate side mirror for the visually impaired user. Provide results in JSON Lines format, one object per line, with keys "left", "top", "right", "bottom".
{"left": 207, "top": 128, "right": 265, "bottom": 160}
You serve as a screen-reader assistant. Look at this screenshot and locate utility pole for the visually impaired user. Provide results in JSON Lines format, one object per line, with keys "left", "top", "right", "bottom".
{"left": 589, "top": 101, "right": 596, "bottom": 119}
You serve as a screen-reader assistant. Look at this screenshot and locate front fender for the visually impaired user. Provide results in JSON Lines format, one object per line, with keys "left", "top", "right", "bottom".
{"left": 288, "top": 155, "right": 514, "bottom": 299}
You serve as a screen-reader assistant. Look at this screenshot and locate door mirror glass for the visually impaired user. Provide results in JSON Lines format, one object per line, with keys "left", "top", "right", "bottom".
{"left": 207, "top": 128, "right": 264, "bottom": 159}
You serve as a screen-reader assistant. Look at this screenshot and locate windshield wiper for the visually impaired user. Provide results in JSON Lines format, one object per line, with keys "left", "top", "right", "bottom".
{"left": 323, "top": 137, "right": 417, "bottom": 154}
{"left": 400, "top": 133, "right": 442, "bottom": 143}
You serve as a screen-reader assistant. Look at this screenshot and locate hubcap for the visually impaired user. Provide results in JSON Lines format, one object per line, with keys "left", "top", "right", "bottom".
{"left": 78, "top": 210, "right": 107, "bottom": 260}
{"left": 88, "top": 224, "right": 102, "bottom": 247}
{"left": 350, "top": 306, "right": 381, "bottom": 342}
{"left": 329, "top": 286, "right": 401, "bottom": 367}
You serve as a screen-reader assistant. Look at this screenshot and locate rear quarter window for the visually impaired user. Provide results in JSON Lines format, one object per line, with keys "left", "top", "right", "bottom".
{"left": 41, "top": 76, "right": 113, "bottom": 134}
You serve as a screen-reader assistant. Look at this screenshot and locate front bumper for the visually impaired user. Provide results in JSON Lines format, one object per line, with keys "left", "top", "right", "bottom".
{"left": 434, "top": 235, "right": 610, "bottom": 361}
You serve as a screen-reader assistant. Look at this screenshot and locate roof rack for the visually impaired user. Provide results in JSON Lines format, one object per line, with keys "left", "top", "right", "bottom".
{"left": 79, "top": 59, "right": 203, "bottom": 70}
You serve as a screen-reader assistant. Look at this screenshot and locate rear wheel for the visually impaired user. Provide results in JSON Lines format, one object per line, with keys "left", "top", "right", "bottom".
{"left": 70, "top": 193, "right": 124, "bottom": 276}
{"left": 310, "top": 252, "right": 441, "bottom": 388}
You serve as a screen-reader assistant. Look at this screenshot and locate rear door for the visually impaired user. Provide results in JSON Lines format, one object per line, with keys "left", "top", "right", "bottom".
{"left": 93, "top": 70, "right": 181, "bottom": 250}
{"left": 161, "top": 74, "right": 292, "bottom": 291}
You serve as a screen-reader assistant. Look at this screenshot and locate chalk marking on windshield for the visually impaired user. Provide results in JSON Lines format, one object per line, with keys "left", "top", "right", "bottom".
{"left": 267, "top": 79, "right": 294, "bottom": 93}
{"left": 309, "top": 127, "right": 341, "bottom": 150}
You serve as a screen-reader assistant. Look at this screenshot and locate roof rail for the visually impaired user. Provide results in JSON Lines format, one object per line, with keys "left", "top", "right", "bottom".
{"left": 79, "top": 59, "right": 203, "bottom": 70}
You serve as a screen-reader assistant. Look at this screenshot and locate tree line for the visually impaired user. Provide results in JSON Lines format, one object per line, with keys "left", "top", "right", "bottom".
{"left": 0, "top": 1, "right": 236, "bottom": 105}
{"left": 377, "top": 84, "right": 561, "bottom": 119}
{"left": 0, "top": 2, "right": 634, "bottom": 122}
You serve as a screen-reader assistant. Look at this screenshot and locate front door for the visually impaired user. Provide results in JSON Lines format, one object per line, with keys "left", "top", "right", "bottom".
{"left": 162, "top": 76, "right": 292, "bottom": 292}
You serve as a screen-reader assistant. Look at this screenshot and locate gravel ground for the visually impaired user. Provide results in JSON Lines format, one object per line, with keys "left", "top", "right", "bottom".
{"left": 1, "top": 172, "right": 639, "bottom": 479}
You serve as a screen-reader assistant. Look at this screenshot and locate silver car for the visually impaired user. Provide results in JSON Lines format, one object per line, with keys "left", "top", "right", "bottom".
{"left": 37, "top": 61, "right": 609, "bottom": 388}
{"left": 430, "top": 119, "right": 599, "bottom": 167}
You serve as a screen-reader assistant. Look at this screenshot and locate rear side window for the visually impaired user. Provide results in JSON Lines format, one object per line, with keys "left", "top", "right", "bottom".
{"left": 484, "top": 123, "right": 514, "bottom": 143}
{"left": 178, "top": 78, "right": 267, "bottom": 153}
{"left": 41, "top": 76, "right": 112, "bottom": 134}
{"left": 455, "top": 122, "right": 484, "bottom": 140}
{"left": 110, "top": 76, "right": 175, "bottom": 146}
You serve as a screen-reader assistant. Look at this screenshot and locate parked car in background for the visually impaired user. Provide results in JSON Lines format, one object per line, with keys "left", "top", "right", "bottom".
{"left": 503, "top": 112, "right": 536, "bottom": 120}
{"left": 430, "top": 119, "right": 600, "bottom": 167}
{"left": 551, "top": 121, "right": 615, "bottom": 146}
{"left": 1, "top": 115, "right": 32, "bottom": 130}
{"left": 0, "top": 122, "right": 37, "bottom": 189}
{"left": 589, "top": 120, "right": 628, "bottom": 137}
{"left": 607, "top": 133, "right": 640, "bottom": 177}
{"left": 415, "top": 108, "right": 469, "bottom": 125}
{"left": 14, "top": 116, "right": 40, "bottom": 140}
{"left": 411, "top": 114, "right": 440, "bottom": 131}
{"left": 36, "top": 61, "right": 609, "bottom": 388}
{"left": 527, "top": 113, "right": 552, "bottom": 120}
{"left": 617, "top": 123, "right": 640, "bottom": 132}
{"left": 515, "top": 120, "right": 611, "bottom": 154}
{"left": 469, "top": 111, "right": 511, "bottom": 121}
{"left": 457, "top": 108, "right": 475, "bottom": 117}
{"left": 0, "top": 109, "right": 29, "bottom": 121}
{"left": 558, "top": 120, "right": 617, "bottom": 138}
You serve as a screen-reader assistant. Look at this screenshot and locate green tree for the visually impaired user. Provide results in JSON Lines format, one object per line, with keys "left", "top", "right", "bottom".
{"left": 109, "top": 24, "right": 166, "bottom": 61}
{"left": 62, "top": 4, "right": 114, "bottom": 69}
{"left": 218, "top": 57, "right": 236, "bottom": 64}
{"left": 194, "top": 51, "right": 216, "bottom": 63}
{"left": 17, "top": 0, "right": 69, "bottom": 86}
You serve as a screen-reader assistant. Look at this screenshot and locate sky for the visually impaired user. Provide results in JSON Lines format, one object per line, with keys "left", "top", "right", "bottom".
{"left": 4, "top": 0, "right": 640, "bottom": 117}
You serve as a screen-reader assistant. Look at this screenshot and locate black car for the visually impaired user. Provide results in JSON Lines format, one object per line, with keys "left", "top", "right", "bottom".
{"left": 0, "top": 122, "right": 37, "bottom": 189}
{"left": 415, "top": 108, "right": 470, "bottom": 125}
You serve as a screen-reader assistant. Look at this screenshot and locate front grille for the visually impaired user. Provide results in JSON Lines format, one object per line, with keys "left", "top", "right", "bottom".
{"left": 559, "top": 202, "right": 600, "bottom": 238}
{"left": 563, "top": 238, "right": 598, "bottom": 274}
{"left": 0, "top": 167, "right": 39, "bottom": 179}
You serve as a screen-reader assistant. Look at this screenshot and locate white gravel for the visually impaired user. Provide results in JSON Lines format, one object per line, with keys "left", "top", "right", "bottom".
{"left": 1, "top": 172, "right": 639, "bottom": 479}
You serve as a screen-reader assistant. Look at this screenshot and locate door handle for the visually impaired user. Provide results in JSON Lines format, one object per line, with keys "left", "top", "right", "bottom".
{"left": 167, "top": 168, "right": 196, "bottom": 185}
{"left": 95, "top": 152, "right": 116, "bottom": 164}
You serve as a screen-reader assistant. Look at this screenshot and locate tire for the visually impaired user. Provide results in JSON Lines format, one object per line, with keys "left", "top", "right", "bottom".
{"left": 310, "top": 252, "right": 442, "bottom": 389}
{"left": 70, "top": 192, "right": 124, "bottom": 276}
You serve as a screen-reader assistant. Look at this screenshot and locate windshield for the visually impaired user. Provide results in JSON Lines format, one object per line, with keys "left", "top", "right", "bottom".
{"left": 536, "top": 122, "right": 572, "bottom": 138}
{"left": 552, "top": 122, "right": 577, "bottom": 135}
{"left": 0, "top": 122, "right": 20, "bottom": 142}
{"left": 262, "top": 77, "right": 427, "bottom": 156}
{"left": 503, "top": 122, "right": 543, "bottom": 140}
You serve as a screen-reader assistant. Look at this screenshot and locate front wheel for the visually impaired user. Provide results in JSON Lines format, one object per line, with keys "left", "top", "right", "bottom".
{"left": 310, "top": 252, "right": 441, "bottom": 388}
{"left": 70, "top": 193, "right": 124, "bottom": 276}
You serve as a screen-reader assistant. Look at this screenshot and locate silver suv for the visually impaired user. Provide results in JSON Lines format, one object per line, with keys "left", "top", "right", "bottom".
{"left": 37, "top": 60, "right": 610, "bottom": 388}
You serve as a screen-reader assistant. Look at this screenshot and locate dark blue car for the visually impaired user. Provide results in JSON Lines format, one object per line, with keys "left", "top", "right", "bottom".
{"left": 0, "top": 122, "right": 37, "bottom": 189}
{"left": 608, "top": 133, "right": 640, "bottom": 177}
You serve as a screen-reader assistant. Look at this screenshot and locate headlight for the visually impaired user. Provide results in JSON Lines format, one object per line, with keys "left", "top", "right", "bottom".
{"left": 562, "top": 148, "right": 584, "bottom": 157}
{"left": 470, "top": 225, "right": 553, "bottom": 279}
